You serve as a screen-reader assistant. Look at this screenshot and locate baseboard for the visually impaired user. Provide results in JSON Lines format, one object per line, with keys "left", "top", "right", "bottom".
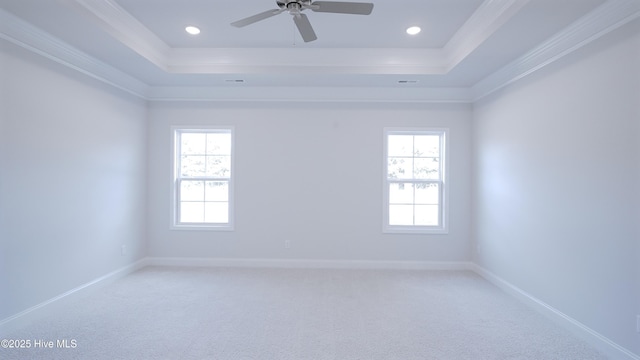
{"left": 470, "top": 264, "right": 640, "bottom": 360}
{"left": 145, "top": 257, "right": 474, "bottom": 271}
{"left": 0, "top": 259, "right": 148, "bottom": 336}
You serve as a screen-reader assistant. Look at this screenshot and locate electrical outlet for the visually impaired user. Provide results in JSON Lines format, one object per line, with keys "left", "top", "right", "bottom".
{"left": 284, "top": 240, "right": 291, "bottom": 249}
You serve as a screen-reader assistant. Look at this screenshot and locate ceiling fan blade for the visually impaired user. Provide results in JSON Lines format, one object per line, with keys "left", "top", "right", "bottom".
{"left": 231, "top": 9, "right": 284, "bottom": 27}
{"left": 293, "top": 14, "right": 318, "bottom": 43}
{"left": 310, "top": 1, "right": 374, "bottom": 15}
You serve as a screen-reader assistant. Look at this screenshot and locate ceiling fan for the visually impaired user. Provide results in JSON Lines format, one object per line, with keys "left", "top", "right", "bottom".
{"left": 231, "top": 1, "right": 374, "bottom": 43}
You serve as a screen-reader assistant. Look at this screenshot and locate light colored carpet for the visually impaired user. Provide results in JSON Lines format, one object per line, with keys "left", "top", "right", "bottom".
{"left": 2, "top": 267, "right": 607, "bottom": 359}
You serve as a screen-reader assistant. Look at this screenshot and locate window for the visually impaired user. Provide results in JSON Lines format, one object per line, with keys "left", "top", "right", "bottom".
{"left": 383, "top": 128, "right": 447, "bottom": 233}
{"left": 172, "top": 127, "right": 234, "bottom": 230}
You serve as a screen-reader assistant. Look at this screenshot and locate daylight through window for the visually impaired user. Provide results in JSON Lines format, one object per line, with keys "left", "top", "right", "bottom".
{"left": 384, "top": 129, "right": 447, "bottom": 233}
{"left": 173, "top": 128, "right": 233, "bottom": 230}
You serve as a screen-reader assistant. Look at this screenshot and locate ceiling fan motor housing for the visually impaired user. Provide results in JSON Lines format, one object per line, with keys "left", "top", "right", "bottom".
{"left": 277, "top": 0, "right": 313, "bottom": 14}
{"left": 277, "top": 0, "right": 313, "bottom": 7}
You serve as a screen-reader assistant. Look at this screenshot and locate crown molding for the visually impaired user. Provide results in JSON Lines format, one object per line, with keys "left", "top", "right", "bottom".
{"left": 167, "top": 48, "right": 447, "bottom": 75}
{"left": 146, "top": 86, "right": 474, "bottom": 103}
{"left": 69, "top": 0, "right": 170, "bottom": 71}
{"left": 472, "top": 0, "right": 640, "bottom": 101}
{"left": 0, "top": 8, "right": 149, "bottom": 99}
{"left": 1, "top": 1, "right": 637, "bottom": 103}
{"left": 444, "top": 0, "right": 530, "bottom": 72}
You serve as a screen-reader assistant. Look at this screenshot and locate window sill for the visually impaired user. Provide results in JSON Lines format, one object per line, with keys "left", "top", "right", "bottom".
{"left": 383, "top": 226, "right": 449, "bottom": 235}
{"left": 171, "top": 224, "right": 234, "bottom": 231}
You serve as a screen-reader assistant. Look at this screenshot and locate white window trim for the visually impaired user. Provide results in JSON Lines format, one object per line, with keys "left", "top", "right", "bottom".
{"left": 382, "top": 127, "right": 449, "bottom": 234}
{"left": 170, "top": 126, "right": 235, "bottom": 231}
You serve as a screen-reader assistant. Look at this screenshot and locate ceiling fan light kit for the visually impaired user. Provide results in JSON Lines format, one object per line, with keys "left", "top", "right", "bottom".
{"left": 231, "top": 0, "right": 374, "bottom": 43}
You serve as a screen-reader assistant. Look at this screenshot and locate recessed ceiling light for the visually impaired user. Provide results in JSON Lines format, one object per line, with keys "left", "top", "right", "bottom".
{"left": 406, "top": 26, "right": 421, "bottom": 35}
{"left": 185, "top": 26, "right": 201, "bottom": 35}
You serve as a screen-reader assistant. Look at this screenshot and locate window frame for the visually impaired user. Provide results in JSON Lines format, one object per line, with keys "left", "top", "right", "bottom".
{"left": 383, "top": 128, "right": 449, "bottom": 234}
{"left": 171, "top": 126, "right": 235, "bottom": 231}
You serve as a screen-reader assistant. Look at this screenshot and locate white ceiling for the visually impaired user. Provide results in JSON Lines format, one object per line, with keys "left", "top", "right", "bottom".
{"left": 1, "top": 0, "right": 638, "bottom": 100}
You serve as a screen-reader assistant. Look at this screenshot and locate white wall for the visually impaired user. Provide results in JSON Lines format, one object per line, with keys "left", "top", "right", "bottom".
{"left": 0, "top": 40, "right": 147, "bottom": 322}
{"left": 637, "top": 21, "right": 640, "bottom": 353}
{"left": 472, "top": 19, "right": 640, "bottom": 356}
{"left": 0, "top": 39, "right": 8, "bottom": 320}
{"left": 147, "top": 102, "right": 472, "bottom": 262}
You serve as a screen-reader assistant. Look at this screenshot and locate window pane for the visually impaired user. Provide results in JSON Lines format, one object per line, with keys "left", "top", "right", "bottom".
{"left": 415, "top": 205, "right": 439, "bottom": 226}
{"left": 175, "top": 129, "right": 233, "bottom": 228}
{"left": 180, "top": 202, "right": 204, "bottom": 223}
{"left": 414, "top": 135, "right": 440, "bottom": 157}
{"left": 389, "top": 205, "right": 413, "bottom": 225}
{"left": 181, "top": 133, "right": 206, "bottom": 155}
{"left": 385, "top": 130, "right": 445, "bottom": 231}
{"left": 206, "top": 156, "right": 231, "bottom": 177}
{"left": 388, "top": 135, "right": 413, "bottom": 156}
{"left": 181, "top": 155, "right": 206, "bottom": 177}
{"left": 389, "top": 183, "right": 414, "bottom": 204}
{"left": 205, "top": 181, "right": 228, "bottom": 202}
{"left": 205, "top": 202, "right": 229, "bottom": 223}
{"left": 388, "top": 157, "right": 412, "bottom": 179}
{"left": 181, "top": 181, "right": 205, "bottom": 201}
{"left": 414, "top": 158, "right": 439, "bottom": 179}
{"left": 207, "top": 133, "right": 231, "bottom": 155}
{"left": 415, "top": 183, "right": 439, "bottom": 204}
